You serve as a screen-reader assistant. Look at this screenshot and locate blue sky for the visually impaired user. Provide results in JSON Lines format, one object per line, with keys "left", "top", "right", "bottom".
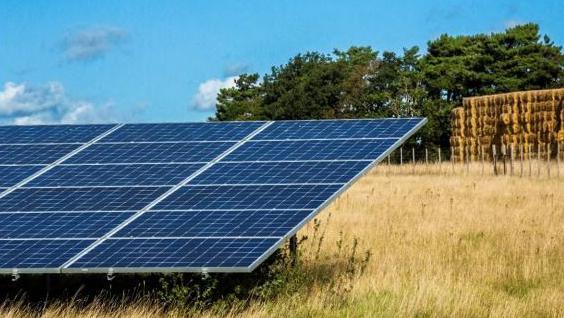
{"left": 1, "top": 0, "right": 563, "bottom": 124}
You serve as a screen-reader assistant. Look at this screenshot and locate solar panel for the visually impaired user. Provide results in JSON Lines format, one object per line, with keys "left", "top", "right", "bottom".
{"left": 101, "top": 122, "right": 265, "bottom": 142}
{"left": 0, "top": 240, "right": 94, "bottom": 270}
{"left": 70, "top": 238, "right": 280, "bottom": 269}
{"left": 0, "top": 144, "right": 80, "bottom": 164}
{"left": 115, "top": 210, "right": 314, "bottom": 237}
{"left": 0, "top": 187, "right": 170, "bottom": 212}
{"left": 66, "top": 142, "right": 235, "bottom": 164}
{"left": 28, "top": 164, "right": 204, "bottom": 187}
{"left": 0, "top": 124, "right": 115, "bottom": 144}
{"left": 0, "top": 166, "right": 44, "bottom": 187}
{"left": 0, "top": 212, "right": 134, "bottom": 238}
{"left": 0, "top": 118, "right": 426, "bottom": 274}
{"left": 190, "top": 161, "right": 369, "bottom": 185}
{"left": 224, "top": 139, "right": 397, "bottom": 161}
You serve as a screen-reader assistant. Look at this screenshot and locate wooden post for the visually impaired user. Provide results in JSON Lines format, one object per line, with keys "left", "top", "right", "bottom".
{"left": 528, "top": 144, "right": 532, "bottom": 177}
{"left": 492, "top": 144, "right": 498, "bottom": 176}
{"left": 547, "top": 144, "right": 551, "bottom": 178}
{"left": 481, "top": 145, "right": 485, "bottom": 175}
{"left": 537, "top": 143, "right": 541, "bottom": 177}
{"left": 387, "top": 154, "right": 390, "bottom": 165}
{"left": 558, "top": 143, "right": 561, "bottom": 178}
{"left": 425, "top": 148, "right": 428, "bottom": 166}
{"left": 412, "top": 147, "right": 416, "bottom": 174}
{"left": 438, "top": 148, "right": 442, "bottom": 174}
{"left": 400, "top": 147, "right": 403, "bottom": 165}
{"left": 501, "top": 144, "right": 507, "bottom": 175}
{"left": 519, "top": 144, "right": 524, "bottom": 178}
{"left": 289, "top": 235, "right": 298, "bottom": 266}
{"left": 465, "top": 146, "right": 470, "bottom": 174}
{"left": 510, "top": 144, "right": 514, "bottom": 176}
{"left": 451, "top": 146, "right": 455, "bottom": 174}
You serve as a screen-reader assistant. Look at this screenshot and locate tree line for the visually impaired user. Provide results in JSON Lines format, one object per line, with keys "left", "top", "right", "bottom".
{"left": 213, "top": 23, "right": 563, "bottom": 148}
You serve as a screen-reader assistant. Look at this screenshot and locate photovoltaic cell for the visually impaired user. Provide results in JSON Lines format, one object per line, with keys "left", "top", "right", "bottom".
{"left": 0, "top": 212, "right": 135, "bottom": 239}
{"left": 69, "top": 238, "right": 279, "bottom": 269}
{"left": 0, "top": 144, "right": 80, "bottom": 164}
{"left": 253, "top": 118, "right": 423, "bottom": 140}
{"left": 101, "top": 122, "right": 265, "bottom": 142}
{"left": 191, "top": 161, "right": 369, "bottom": 185}
{"left": 224, "top": 139, "right": 397, "bottom": 162}
{"left": 0, "top": 165, "right": 44, "bottom": 187}
{"left": 0, "top": 187, "right": 169, "bottom": 212}
{"left": 155, "top": 184, "right": 342, "bottom": 210}
{"left": 28, "top": 164, "right": 204, "bottom": 187}
{"left": 0, "top": 124, "right": 115, "bottom": 144}
{"left": 66, "top": 142, "right": 235, "bottom": 164}
{"left": 116, "top": 210, "right": 314, "bottom": 237}
{"left": 0, "top": 239, "right": 94, "bottom": 269}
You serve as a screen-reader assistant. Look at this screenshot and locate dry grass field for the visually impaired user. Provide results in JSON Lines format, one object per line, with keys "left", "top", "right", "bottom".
{"left": 2, "top": 162, "right": 563, "bottom": 317}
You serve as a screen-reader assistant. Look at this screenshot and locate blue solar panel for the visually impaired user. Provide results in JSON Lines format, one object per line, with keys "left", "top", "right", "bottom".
{"left": 0, "top": 144, "right": 79, "bottom": 164}
{"left": 0, "top": 212, "right": 134, "bottom": 239}
{"left": 116, "top": 210, "right": 313, "bottom": 237}
{"left": 0, "top": 118, "right": 426, "bottom": 274}
{"left": 0, "top": 124, "right": 115, "bottom": 144}
{"left": 66, "top": 142, "right": 235, "bottom": 164}
{"left": 28, "top": 164, "right": 204, "bottom": 187}
{"left": 253, "top": 118, "right": 423, "bottom": 140}
{"left": 69, "top": 238, "right": 279, "bottom": 269}
{"left": 0, "top": 165, "right": 44, "bottom": 187}
{"left": 224, "top": 139, "right": 397, "bottom": 161}
{"left": 102, "top": 122, "right": 265, "bottom": 142}
{"left": 191, "top": 161, "right": 369, "bottom": 185}
{"left": 155, "top": 184, "right": 342, "bottom": 210}
{"left": 0, "top": 239, "right": 94, "bottom": 269}
{"left": 0, "top": 187, "right": 169, "bottom": 212}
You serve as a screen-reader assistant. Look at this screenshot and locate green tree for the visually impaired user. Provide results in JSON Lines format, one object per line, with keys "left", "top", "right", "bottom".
{"left": 215, "top": 73, "right": 264, "bottom": 121}
{"left": 212, "top": 23, "right": 562, "bottom": 148}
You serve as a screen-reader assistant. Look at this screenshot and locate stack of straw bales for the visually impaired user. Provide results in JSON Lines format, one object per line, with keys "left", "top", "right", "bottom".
{"left": 450, "top": 88, "right": 564, "bottom": 161}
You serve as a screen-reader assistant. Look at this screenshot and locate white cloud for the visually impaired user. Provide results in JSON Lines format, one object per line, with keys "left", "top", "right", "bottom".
{"left": 0, "top": 81, "right": 116, "bottom": 125}
{"left": 192, "top": 76, "right": 238, "bottom": 111}
{"left": 62, "top": 25, "right": 128, "bottom": 62}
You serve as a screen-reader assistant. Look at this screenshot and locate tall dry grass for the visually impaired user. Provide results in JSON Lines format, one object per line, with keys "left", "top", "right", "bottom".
{"left": 2, "top": 163, "right": 563, "bottom": 317}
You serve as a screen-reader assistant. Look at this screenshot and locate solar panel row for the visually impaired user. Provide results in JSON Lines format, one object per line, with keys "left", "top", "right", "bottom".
{"left": 0, "top": 118, "right": 426, "bottom": 274}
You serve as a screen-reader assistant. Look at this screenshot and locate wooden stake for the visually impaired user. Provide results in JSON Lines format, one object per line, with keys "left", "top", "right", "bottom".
{"left": 557, "top": 143, "right": 561, "bottom": 178}
{"left": 510, "top": 144, "right": 514, "bottom": 176}
{"left": 481, "top": 145, "right": 485, "bottom": 176}
{"left": 492, "top": 144, "right": 498, "bottom": 176}
{"left": 400, "top": 147, "right": 403, "bottom": 165}
{"left": 438, "top": 148, "right": 442, "bottom": 174}
{"left": 519, "top": 144, "right": 524, "bottom": 178}
{"left": 425, "top": 148, "right": 428, "bottom": 166}
{"left": 465, "top": 145, "right": 469, "bottom": 174}
{"left": 528, "top": 144, "right": 532, "bottom": 177}
{"left": 501, "top": 144, "right": 507, "bottom": 175}
{"left": 547, "top": 144, "right": 551, "bottom": 178}
{"left": 537, "top": 143, "right": 541, "bottom": 177}
{"left": 451, "top": 146, "right": 455, "bottom": 174}
{"left": 412, "top": 147, "right": 415, "bottom": 174}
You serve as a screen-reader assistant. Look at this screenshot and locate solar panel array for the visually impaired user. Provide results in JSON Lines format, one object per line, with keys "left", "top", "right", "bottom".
{"left": 0, "top": 118, "right": 426, "bottom": 274}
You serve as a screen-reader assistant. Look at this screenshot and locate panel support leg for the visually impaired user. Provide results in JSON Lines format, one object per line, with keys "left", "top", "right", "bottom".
{"left": 289, "top": 234, "right": 298, "bottom": 266}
